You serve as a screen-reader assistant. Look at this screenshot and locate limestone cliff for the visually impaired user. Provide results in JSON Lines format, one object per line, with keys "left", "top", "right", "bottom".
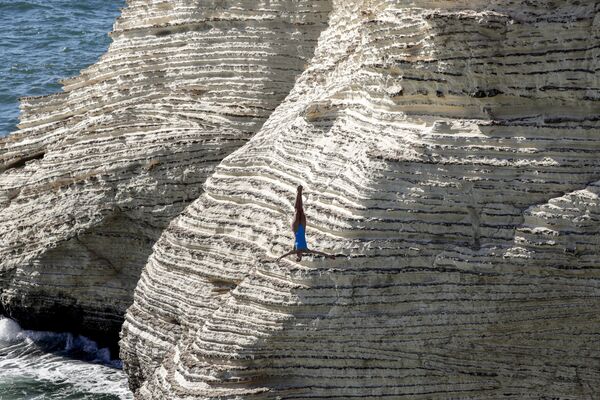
{"left": 122, "top": 0, "right": 600, "bottom": 397}
{"left": 0, "top": 0, "right": 331, "bottom": 347}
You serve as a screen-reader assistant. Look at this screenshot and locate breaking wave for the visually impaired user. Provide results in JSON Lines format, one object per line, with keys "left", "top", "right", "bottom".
{"left": 0, "top": 316, "right": 132, "bottom": 399}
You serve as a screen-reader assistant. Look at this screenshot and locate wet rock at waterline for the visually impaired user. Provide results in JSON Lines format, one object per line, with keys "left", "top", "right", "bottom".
{"left": 0, "top": 0, "right": 332, "bottom": 348}
{"left": 121, "top": 0, "right": 600, "bottom": 398}
{"left": 1, "top": 0, "right": 599, "bottom": 398}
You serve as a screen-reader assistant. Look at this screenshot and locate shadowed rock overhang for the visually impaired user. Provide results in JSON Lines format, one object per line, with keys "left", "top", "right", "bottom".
{"left": 0, "top": 0, "right": 333, "bottom": 352}
{"left": 121, "top": 0, "right": 600, "bottom": 398}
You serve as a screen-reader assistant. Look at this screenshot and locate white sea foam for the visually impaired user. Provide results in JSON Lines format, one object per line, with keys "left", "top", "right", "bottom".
{"left": 0, "top": 317, "right": 21, "bottom": 342}
{"left": 0, "top": 316, "right": 132, "bottom": 399}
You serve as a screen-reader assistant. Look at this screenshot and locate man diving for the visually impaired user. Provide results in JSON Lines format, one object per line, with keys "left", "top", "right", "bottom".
{"left": 278, "top": 185, "right": 335, "bottom": 262}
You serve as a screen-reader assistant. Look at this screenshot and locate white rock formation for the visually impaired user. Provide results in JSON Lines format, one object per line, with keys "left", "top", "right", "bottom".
{"left": 121, "top": 0, "right": 600, "bottom": 398}
{"left": 0, "top": 0, "right": 331, "bottom": 346}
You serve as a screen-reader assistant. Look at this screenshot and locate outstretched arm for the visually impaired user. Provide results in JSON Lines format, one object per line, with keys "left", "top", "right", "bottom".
{"left": 304, "top": 249, "right": 335, "bottom": 259}
{"left": 277, "top": 250, "right": 298, "bottom": 262}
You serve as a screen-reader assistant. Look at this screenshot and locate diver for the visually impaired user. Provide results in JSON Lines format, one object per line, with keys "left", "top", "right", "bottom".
{"left": 278, "top": 185, "right": 335, "bottom": 262}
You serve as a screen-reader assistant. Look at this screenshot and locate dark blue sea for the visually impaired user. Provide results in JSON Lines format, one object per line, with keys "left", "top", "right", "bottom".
{"left": 0, "top": 0, "right": 124, "bottom": 136}
{"left": 0, "top": 0, "right": 132, "bottom": 398}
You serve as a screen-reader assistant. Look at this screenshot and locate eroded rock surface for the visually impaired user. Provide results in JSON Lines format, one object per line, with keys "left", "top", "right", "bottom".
{"left": 122, "top": 0, "right": 600, "bottom": 397}
{"left": 0, "top": 0, "right": 331, "bottom": 347}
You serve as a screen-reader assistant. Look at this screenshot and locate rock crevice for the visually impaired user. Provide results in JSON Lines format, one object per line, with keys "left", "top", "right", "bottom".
{"left": 121, "top": 0, "right": 600, "bottom": 398}
{"left": 0, "top": 0, "right": 333, "bottom": 348}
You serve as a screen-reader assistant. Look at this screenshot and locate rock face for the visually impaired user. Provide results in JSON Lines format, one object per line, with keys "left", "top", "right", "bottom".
{"left": 121, "top": 0, "right": 600, "bottom": 398}
{"left": 0, "top": 0, "right": 331, "bottom": 347}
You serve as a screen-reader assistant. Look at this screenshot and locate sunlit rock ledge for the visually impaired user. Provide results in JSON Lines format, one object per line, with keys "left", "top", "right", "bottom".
{"left": 0, "top": 0, "right": 332, "bottom": 350}
{"left": 121, "top": 0, "right": 600, "bottom": 398}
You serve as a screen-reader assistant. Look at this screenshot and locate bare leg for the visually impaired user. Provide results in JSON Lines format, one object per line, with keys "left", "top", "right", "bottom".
{"left": 292, "top": 185, "right": 306, "bottom": 232}
{"left": 294, "top": 185, "right": 303, "bottom": 212}
{"left": 303, "top": 249, "right": 335, "bottom": 259}
{"left": 278, "top": 187, "right": 308, "bottom": 263}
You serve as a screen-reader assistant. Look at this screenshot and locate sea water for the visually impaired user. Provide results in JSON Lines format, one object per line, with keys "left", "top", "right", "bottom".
{"left": 0, "top": 317, "right": 133, "bottom": 399}
{"left": 0, "top": 0, "right": 124, "bottom": 136}
{"left": 0, "top": 1, "right": 132, "bottom": 397}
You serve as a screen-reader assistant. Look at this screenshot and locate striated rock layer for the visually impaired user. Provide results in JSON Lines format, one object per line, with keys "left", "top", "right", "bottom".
{"left": 0, "top": 0, "right": 332, "bottom": 348}
{"left": 122, "top": 0, "right": 600, "bottom": 397}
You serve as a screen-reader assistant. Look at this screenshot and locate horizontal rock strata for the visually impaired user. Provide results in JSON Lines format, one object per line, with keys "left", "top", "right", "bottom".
{"left": 122, "top": 0, "right": 600, "bottom": 398}
{"left": 0, "top": 0, "right": 332, "bottom": 350}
